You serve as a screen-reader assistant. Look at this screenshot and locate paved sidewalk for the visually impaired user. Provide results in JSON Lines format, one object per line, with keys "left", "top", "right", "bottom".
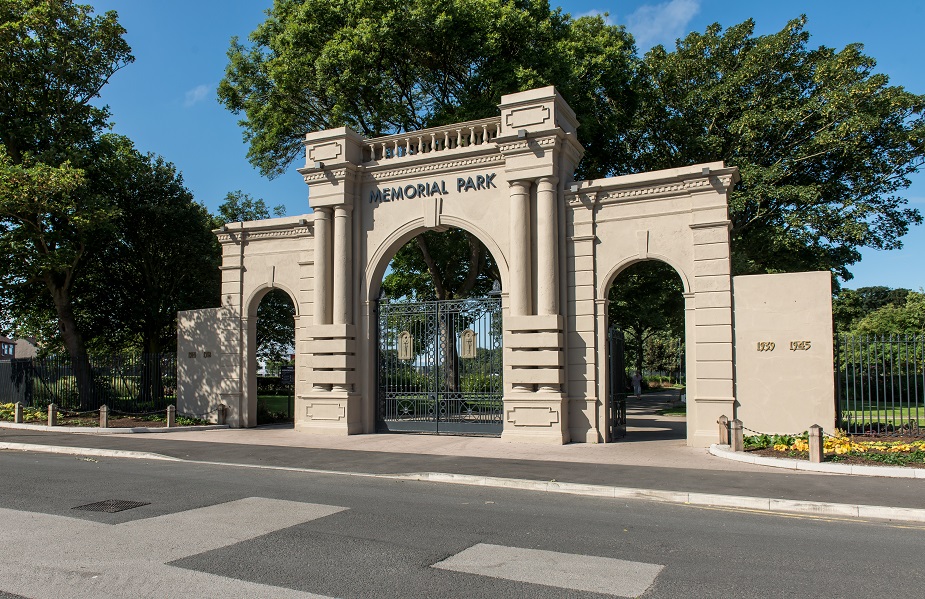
{"left": 4, "top": 392, "right": 924, "bottom": 516}
{"left": 3, "top": 425, "right": 924, "bottom": 512}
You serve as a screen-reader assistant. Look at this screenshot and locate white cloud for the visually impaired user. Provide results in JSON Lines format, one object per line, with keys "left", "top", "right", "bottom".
{"left": 625, "top": 0, "right": 700, "bottom": 50}
{"left": 183, "top": 84, "right": 211, "bottom": 108}
{"left": 577, "top": 9, "right": 616, "bottom": 26}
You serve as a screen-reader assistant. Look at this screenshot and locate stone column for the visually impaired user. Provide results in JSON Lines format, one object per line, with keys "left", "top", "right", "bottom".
{"left": 535, "top": 176, "right": 560, "bottom": 394}
{"left": 332, "top": 205, "right": 352, "bottom": 326}
{"left": 508, "top": 180, "right": 532, "bottom": 317}
{"left": 535, "top": 176, "right": 559, "bottom": 316}
{"left": 313, "top": 207, "right": 332, "bottom": 326}
{"left": 312, "top": 207, "right": 332, "bottom": 393}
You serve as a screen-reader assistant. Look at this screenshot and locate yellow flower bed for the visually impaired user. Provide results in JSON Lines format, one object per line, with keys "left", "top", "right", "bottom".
{"left": 0, "top": 402, "right": 46, "bottom": 422}
{"left": 773, "top": 432, "right": 925, "bottom": 455}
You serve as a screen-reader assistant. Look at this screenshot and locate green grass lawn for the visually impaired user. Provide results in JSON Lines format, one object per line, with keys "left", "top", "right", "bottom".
{"left": 841, "top": 405, "right": 925, "bottom": 427}
{"left": 656, "top": 405, "right": 687, "bottom": 416}
{"left": 257, "top": 393, "right": 294, "bottom": 423}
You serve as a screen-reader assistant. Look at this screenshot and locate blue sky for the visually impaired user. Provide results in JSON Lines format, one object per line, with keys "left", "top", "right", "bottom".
{"left": 88, "top": 0, "right": 924, "bottom": 290}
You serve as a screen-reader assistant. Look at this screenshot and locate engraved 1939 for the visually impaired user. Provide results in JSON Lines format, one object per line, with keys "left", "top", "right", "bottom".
{"left": 756, "top": 341, "right": 775, "bottom": 352}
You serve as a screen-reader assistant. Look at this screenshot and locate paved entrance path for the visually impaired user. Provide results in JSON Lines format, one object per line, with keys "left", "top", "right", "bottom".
{"left": 2, "top": 391, "right": 923, "bottom": 513}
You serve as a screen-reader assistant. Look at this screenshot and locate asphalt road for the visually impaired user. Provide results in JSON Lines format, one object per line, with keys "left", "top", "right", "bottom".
{"left": 1, "top": 450, "right": 922, "bottom": 598}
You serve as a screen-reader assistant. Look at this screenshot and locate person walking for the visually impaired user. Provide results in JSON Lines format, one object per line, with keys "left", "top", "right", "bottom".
{"left": 631, "top": 371, "right": 643, "bottom": 398}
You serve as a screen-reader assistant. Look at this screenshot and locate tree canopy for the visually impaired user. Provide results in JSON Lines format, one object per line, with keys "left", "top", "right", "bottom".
{"left": 381, "top": 228, "right": 499, "bottom": 301}
{"left": 212, "top": 190, "right": 285, "bottom": 227}
{"left": 852, "top": 291, "right": 925, "bottom": 336}
{"left": 608, "top": 261, "right": 685, "bottom": 373}
{"left": 222, "top": 3, "right": 924, "bottom": 286}
{"left": 628, "top": 17, "right": 924, "bottom": 280}
{"left": 75, "top": 137, "right": 221, "bottom": 355}
{"left": 218, "top": 0, "right": 635, "bottom": 180}
{"left": 0, "top": 1, "right": 134, "bottom": 402}
{"left": 833, "top": 285, "right": 912, "bottom": 332}
{"left": 0, "top": 0, "right": 133, "bottom": 164}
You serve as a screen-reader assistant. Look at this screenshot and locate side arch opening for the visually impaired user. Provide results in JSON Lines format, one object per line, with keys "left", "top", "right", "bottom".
{"left": 605, "top": 259, "right": 687, "bottom": 442}
{"left": 246, "top": 286, "right": 296, "bottom": 426}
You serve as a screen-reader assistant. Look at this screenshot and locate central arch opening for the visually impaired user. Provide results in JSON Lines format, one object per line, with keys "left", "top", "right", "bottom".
{"left": 606, "top": 260, "right": 687, "bottom": 442}
{"left": 375, "top": 227, "right": 504, "bottom": 435}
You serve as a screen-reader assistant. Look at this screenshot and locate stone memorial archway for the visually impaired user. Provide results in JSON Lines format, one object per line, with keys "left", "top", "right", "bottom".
{"left": 179, "top": 86, "right": 831, "bottom": 447}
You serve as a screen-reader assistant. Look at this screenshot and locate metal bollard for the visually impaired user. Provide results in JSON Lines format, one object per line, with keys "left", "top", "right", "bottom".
{"left": 217, "top": 403, "right": 227, "bottom": 426}
{"left": 717, "top": 415, "right": 729, "bottom": 445}
{"left": 48, "top": 403, "right": 57, "bottom": 427}
{"left": 100, "top": 405, "right": 109, "bottom": 428}
{"left": 14, "top": 402, "right": 23, "bottom": 424}
{"left": 730, "top": 419, "right": 744, "bottom": 452}
{"left": 809, "top": 424, "right": 824, "bottom": 463}
{"left": 167, "top": 405, "right": 176, "bottom": 428}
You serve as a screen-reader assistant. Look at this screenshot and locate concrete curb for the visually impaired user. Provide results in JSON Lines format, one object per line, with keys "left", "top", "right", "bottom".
{"left": 0, "top": 421, "right": 229, "bottom": 434}
{"left": 4, "top": 441, "right": 925, "bottom": 524}
{"left": 0, "top": 442, "right": 182, "bottom": 462}
{"left": 709, "top": 444, "right": 925, "bottom": 479}
{"left": 393, "top": 472, "right": 925, "bottom": 523}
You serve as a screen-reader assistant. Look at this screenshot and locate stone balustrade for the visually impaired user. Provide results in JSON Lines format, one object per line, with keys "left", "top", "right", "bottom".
{"left": 364, "top": 117, "right": 501, "bottom": 163}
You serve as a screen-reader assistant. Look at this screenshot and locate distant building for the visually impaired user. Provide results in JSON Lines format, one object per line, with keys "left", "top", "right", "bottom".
{"left": 14, "top": 338, "right": 37, "bottom": 359}
{"left": 0, "top": 336, "right": 14, "bottom": 360}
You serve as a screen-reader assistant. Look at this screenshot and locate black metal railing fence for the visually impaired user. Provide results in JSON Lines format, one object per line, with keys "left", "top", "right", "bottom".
{"left": 0, "top": 353, "right": 177, "bottom": 414}
{"left": 837, "top": 334, "right": 924, "bottom": 435}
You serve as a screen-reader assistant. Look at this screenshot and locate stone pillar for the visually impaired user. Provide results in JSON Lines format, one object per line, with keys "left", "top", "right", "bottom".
{"left": 508, "top": 179, "right": 533, "bottom": 395}
{"left": 508, "top": 180, "right": 532, "bottom": 317}
{"left": 535, "top": 176, "right": 559, "bottom": 317}
{"left": 332, "top": 205, "right": 352, "bottom": 326}
{"left": 313, "top": 207, "right": 333, "bottom": 326}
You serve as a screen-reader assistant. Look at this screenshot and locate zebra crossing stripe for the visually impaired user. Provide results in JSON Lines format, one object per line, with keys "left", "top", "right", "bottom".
{"left": 433, "top": 543, "right": 664, "bottom": 597}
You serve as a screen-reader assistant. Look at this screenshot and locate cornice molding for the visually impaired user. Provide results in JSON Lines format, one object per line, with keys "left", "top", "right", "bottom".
{"left": 496, "top": 135, "right": 559, "bottom": 154}
{"left": 363, "top": 154, "right": 505, "bottom": 182}
{"left": 301, "top": 168, "right": 350, "bottom": 184}
{"left": 216, "top": 225, "right": 313, "bottom": 244}
{"left": 568, "top": 175, "right": 735, "bottom": 207}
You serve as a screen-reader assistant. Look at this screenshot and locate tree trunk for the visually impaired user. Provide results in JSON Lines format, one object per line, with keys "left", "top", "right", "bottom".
{"left": 140, "top": 335, "right": 164, "bottom": 408}
{"left": 47, "top": 277, "right": 94, "bottom": 409}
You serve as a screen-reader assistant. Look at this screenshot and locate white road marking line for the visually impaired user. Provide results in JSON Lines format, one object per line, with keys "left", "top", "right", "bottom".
{"left": 0, "top": 498, "right": 344, "bottom": 599}
{"left": 433, "top": 543, "right": 664, "bottom": 597}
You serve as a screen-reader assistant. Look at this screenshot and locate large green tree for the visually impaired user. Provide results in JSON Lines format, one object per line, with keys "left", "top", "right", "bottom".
{"left": 0, "top": 0, "right": 132, "bottom": 403}
{"left": 75, "top": 137, "right": 221, "bottom": 356}
{"left": 212, "top": 190, "right": 285, "bottom": 227}
{"left": 627, "top": 18, "right": 924, "bottom": 279}
{"left": 833, "top": 286, "right": 911, "bottom": 332}
{"left": 608, "top": 261, "right": 685, "bottom": 374}
{"left": 0, "top": 0, "right": 133, "bottom": 164}
{"left": 381, "top": 228, "right": 499, "bottom": 301}
{"left": 852, "top": 291, "right": 925, "bottom": 336}
{"left": 218, "top": 0, "right": 635, "bottom": 180}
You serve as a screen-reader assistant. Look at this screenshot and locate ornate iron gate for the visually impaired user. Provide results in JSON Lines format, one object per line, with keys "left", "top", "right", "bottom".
{"left": 376, "top": 297, "right": 503, "bottom": 435}
{"left": 609, "top": 327, "right": 628, "bottom": 440}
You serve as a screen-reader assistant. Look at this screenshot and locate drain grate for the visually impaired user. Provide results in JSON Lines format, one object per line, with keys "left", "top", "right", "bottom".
{"left": 72, "top": 499, "right": 150, "bottom": 513}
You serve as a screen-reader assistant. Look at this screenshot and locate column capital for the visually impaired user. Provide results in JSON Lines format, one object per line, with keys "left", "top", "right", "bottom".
{"left": 537, "top": 175, "right": 559, "bottom": 188}
{"left": 508, "top": 179, "right": 533, "bottom": 190}
{"left": 314, "top": 206, "right": 333, "bottom": 218}
{"left": 333, "top": 204, "right": 354, "bottom": 215}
